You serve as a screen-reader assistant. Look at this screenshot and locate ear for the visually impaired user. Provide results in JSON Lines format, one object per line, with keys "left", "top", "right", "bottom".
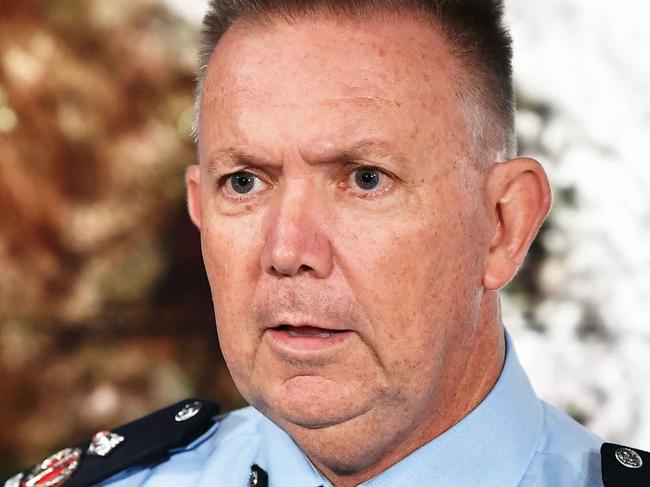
{"left": 185, "top": 164, "right": 202, "bottom": 229}
{"left": 483, "top": 157, "right": 552, "bottom": 290}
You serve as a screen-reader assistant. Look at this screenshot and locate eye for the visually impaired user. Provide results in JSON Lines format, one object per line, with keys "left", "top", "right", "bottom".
{"left": 354, "top": 167, "right": 381, "bottom": 190}
{"left": 225, "top": 171, "right": 264, "bottom": 196}
{"left": 346, "top": 166, "right": 394, "bottom": 196}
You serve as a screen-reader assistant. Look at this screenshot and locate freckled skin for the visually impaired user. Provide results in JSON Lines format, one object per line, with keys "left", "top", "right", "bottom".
{"left": 187, "top": 13, "right": 528, "bottom": 487}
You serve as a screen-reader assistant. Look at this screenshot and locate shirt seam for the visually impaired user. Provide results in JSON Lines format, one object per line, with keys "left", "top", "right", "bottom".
{"left": 531, "top": 404, "right": 599, "bottom": 487}
{"left": 531, "top": 452, "right": 601, "bottom": 487}
{"left": 512, "top": 394, "right": 546, "bottom": 487}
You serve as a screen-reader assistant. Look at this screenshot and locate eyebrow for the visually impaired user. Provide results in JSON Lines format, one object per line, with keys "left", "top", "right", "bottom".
{"left": 203, "top": 149, "right": 277, "bottom": 175}
{"left": 204, "top": 139, "right": 410, "bottom": 171}
{"left": 305, "top": 140, "right": 410, "bottom": 168}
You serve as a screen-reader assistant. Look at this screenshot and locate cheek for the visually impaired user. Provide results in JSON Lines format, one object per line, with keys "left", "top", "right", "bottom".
{"left": 200, "top": 213, "right": 265, "bottom": 360}
{"left": 334, "top": 194, "right": 484, "bottom": 364}
{"left": 201, "top": 220, "right": 259, "bottom": 306}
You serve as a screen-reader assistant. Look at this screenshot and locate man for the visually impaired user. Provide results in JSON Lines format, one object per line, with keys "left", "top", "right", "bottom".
{"left": 6, "top": 1, "right": 649, "bottom": 486}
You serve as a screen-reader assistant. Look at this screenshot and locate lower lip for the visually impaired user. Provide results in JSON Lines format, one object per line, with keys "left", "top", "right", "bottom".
{"left": 265, "top": 328, "right": 354, "bottom": 352}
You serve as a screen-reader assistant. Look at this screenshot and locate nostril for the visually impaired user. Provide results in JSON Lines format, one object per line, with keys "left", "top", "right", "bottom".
{"left": 296, "top": 264, "right": 314, "bottom": 274}
{"left": 271, "top": 263, "right": 313, "bottom": 277}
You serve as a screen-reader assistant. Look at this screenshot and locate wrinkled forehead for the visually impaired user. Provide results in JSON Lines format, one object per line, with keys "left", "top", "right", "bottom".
{"left": 199, "top": 14, "right": 474, "bottom": 164}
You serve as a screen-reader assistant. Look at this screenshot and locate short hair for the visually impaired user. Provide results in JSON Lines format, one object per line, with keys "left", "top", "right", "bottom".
{"left": 192, "top": 0, "right": 515, "bottom": 161}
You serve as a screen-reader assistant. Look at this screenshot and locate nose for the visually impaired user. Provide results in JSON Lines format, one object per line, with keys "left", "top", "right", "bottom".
{"left": 261, "top": 182, "right": 333, "bottom": 278}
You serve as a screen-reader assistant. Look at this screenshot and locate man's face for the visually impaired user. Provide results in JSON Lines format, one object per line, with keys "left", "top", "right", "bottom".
{"left": 192, "top": 14, "right": 493, "bottom": 468}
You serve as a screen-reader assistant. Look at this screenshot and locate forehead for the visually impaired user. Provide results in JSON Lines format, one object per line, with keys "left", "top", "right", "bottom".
{"left": 199, "top": 13, "right": 471, "bottom": 162}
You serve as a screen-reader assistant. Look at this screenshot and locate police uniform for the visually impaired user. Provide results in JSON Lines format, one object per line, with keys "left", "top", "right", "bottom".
{"left": 6, "top": 332, "right": 649, "bottom": 487}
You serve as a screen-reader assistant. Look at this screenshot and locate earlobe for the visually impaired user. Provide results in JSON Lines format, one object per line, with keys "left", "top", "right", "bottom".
{"left": 482, "top": 158, "right": 552, "bottom": 290}
{"left": 185, "top": 164, "right": 202, "bottom": 229}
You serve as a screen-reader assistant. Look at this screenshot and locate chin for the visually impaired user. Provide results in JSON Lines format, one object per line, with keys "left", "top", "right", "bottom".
{"left": 276, "top": 404, "right": 365, "bottom": 430}
{"left": 274, "top": 403, "right": 402, "bottom": 479}
{"left": 256, "top": 375, "right": 375, "bottom": 429}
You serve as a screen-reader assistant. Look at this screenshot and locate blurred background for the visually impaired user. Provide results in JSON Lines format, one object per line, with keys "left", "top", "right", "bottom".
{"left": 0, "top": 0, "right": 648, "bottom": 477}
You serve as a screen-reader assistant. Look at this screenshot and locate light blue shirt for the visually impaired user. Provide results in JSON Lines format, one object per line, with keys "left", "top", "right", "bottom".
{"left": 98, "top": 331, "right": 604, "bottom": 486}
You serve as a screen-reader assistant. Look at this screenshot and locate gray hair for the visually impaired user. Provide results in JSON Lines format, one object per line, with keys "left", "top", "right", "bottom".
{"left": 191, "top": 0, "right": 516, "bottom": 161}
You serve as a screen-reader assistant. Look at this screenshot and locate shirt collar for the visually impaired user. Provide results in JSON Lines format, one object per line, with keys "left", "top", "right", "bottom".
{"left": 257, "top": 413, "right": 330, "bottom": 486}
{"left": 255, "top": 329, "right": 543, "bottom": 487}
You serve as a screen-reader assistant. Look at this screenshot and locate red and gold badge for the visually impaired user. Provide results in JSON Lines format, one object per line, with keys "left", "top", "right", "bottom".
{"left": 20, "top": 448, "right": 81, "bottom": 487}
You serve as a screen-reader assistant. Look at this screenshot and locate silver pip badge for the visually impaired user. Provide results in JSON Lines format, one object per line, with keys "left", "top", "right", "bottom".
{"left": 87, "top": 430, "right": 125, "bottom": 457}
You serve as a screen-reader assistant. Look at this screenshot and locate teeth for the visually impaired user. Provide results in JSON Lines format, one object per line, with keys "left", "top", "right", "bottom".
{"left": 287, "top": 330, "right": 333, "bottom": 338}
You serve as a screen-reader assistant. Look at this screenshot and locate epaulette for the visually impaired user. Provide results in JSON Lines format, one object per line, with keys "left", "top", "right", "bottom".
{"left": 4, "top": 398, "right": 220, "bottom": 487}
{"left": 601, "top": 442, "right": 650, "bottom": 487}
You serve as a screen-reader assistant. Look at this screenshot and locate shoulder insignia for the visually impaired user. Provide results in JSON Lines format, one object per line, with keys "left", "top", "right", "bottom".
{"left": 4, "top": 398, "right": 220, "bottom": 487}
{"left": 249, "top": 464, "right": 268, "bottom": 487}
{"left": 601, "top": 442, "right": 650, "bottom": 487}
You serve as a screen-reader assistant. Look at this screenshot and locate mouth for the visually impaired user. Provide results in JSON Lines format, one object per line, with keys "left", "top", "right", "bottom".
{"left": 275, "top": 324, "right": 341, "bottom": 338}
{"left": 265, "top": 324, "right": 354, "bottom": 352}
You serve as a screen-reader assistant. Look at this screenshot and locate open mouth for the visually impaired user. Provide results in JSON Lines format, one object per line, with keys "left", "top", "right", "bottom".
{"left": 266, "top": 324, "right": 353, "bottom": 352}
{"left": 273, "top": 324, "right": 342, "bottom": 338}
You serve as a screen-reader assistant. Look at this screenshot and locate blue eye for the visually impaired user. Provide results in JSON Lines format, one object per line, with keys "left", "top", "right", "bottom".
{"left": 229, "top": 171, "right": 257, "bottom": 194}
{"left": 354, "top": 167, "right": 381, "bottom": 190}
